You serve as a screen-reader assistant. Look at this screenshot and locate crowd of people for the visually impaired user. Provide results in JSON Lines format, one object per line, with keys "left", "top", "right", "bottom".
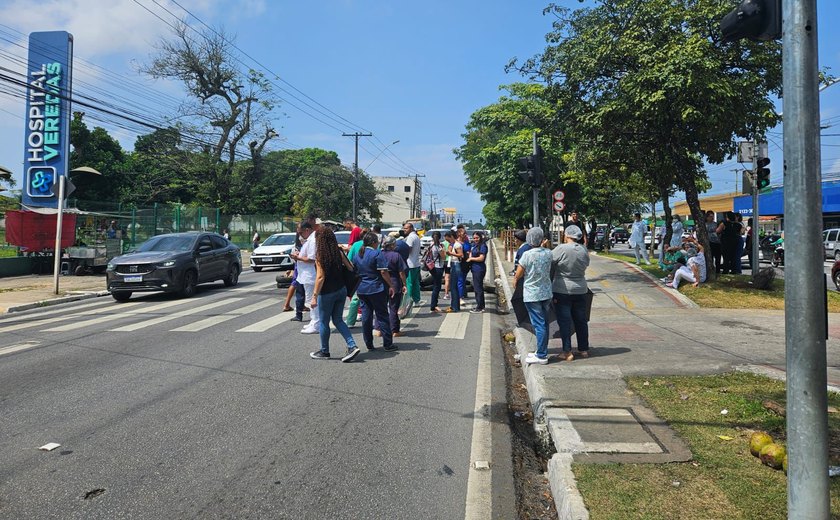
{"left": 280, "top": 216, "right": 489, "bottom": 362}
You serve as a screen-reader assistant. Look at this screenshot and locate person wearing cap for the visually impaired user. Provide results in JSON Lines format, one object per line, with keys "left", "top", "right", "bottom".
{"left": 514, "top": 227, "right": 553, "bottom": 365}
{"left": 551, "top": 224, "right": 591, "bottom": 361}
{"left": 381, "top": 235, "right": 408, "bottom": 336}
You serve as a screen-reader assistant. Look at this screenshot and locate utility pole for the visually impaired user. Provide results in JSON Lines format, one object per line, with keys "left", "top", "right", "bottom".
{"left": 428, "top": 193, "right": 437, "bottom": 227}
{"left": 751, "top": 142, "right": 762, "bottom": 277}
{"left": 342, "top": 132, "right": 372, "bottom": 221}
{"left": 532, "top": 131, "right": 540, "bottom": 228}
{"left": 783, "top": 1, "right": 830, "bottom": 517}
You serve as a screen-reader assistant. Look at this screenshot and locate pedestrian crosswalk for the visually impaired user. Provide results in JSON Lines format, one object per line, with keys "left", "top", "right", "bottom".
{"left": 0, "top": 294, "right": 482, "bottom": 339}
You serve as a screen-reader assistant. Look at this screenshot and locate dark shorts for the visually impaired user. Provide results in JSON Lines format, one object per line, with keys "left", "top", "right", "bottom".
{"left": 444, "top": 265, "right": 451, "bottom": 274}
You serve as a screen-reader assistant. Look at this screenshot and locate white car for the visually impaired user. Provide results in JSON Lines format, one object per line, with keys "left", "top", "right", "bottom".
{"left": 420, "top": 228, "right": 452, "bottom": 251}
{"left": 250, "top": 233, "right": 297, "bottom": 272}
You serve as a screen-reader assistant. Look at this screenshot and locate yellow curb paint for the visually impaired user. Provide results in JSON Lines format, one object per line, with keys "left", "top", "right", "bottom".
{"left": 620, "top": 294, "right": 635, "bottom": 310}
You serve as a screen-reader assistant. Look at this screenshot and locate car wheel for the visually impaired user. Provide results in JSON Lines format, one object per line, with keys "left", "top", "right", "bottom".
{"left": 835, "top": 250, "right": 840, "bottom": 261}
{"left": 252, "top": 266, "right": 263, "bottom": 272}
{"left": 834, "top": 271, "right": 840, "bottom": 291}
{"left": 180, "top": 269, "right": 198, "bottom": 298}
{"left": 112, "top": 292, "right": 131, "bottom": 302}
{"left": 223, "top": 264, "right": 240, "bottom": 287}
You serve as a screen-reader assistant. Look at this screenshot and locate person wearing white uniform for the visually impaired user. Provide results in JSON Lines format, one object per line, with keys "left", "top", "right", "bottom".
{"left": 668, "top": 237, "right": 706, "bottom": 289}
{"left": 291, "top": 220, "right": 320, "bottom": 334}
{"left": 670, "top": 215, "right": 684, "bottom": 248}
{"left": 628, "top": 213, "right": 651, "bottom": 265}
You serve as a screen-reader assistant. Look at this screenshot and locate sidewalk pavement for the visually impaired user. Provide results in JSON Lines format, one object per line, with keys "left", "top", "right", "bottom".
{"left": 490, "top": 239, "right": 840, "bottom": 520}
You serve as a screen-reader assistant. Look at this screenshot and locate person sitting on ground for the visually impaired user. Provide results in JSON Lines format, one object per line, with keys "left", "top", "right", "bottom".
{"left": 667, "top": 237, "right": 707, "bottom": 289}
{"left": 658, "top": 244, "right": 685, "bottom": 273}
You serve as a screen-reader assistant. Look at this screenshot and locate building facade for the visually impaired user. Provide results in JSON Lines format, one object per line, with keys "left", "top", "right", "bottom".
{"left": 375, "top": 176, "right": 422, "bottom": 226}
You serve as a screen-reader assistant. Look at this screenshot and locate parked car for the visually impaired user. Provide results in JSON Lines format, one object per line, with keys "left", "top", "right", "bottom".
{"left": 250, "top": 232, "right": 297, "bottom": 272}
{"left": 106, "top": 232, "right": 241, "bottom": 301}
{"left": 420, "top": 228, "right": 453, "bottom": 251}
{"left": 609, "top": 227, "right": 629, "bottom": 244}
{"left": 643, "top": 230, "right": 661, "bottom": 248}
{"left": 832, "top": 259, "right": 840, "bottom": 290}
{"left": 824, "top": 228, "right": 840, "bottom": 260}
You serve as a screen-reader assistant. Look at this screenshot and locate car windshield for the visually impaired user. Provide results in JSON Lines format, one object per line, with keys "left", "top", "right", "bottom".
{"left": 262, "top": 234, "right": 296, "bottom": 246}
{"left": 137, "top": 235, "right": 195, "bottom": 252}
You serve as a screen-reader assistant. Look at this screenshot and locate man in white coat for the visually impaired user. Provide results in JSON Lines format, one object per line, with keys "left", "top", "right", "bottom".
{"left": 629, "top": 213, "right": 651, "bottom": 265}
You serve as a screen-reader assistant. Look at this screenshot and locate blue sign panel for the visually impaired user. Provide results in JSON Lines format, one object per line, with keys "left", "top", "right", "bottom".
{"left": 21, "top": 31, "right": 73, "bottom": 208}
{"left": 734, "top": 181, "right": 840, "bottom": 217}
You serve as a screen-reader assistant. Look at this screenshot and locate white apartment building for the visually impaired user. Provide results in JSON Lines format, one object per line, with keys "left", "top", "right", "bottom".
{"left": 375, "top": 176, "right": 422, "bottom": 226}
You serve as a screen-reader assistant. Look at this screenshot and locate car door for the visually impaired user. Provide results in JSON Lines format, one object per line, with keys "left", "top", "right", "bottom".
{"left": 195, "top": 235, "right": 217, "bottom": 282}
{"left": 210, "top": 235, "right": 232, "bottom": 279}
{"left": 824, "top": 230, "right": 830, "bottom": 258}
{"left": 827, "top": 230, "right": 839, "bottom": 260}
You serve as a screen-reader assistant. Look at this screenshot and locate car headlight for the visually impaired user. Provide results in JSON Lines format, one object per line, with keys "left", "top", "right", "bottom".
{"left": 106, "top": 263, "right": 115, "bottom": 271}
{"left": 159, "top": 260, "right": 176, "bottom": 268}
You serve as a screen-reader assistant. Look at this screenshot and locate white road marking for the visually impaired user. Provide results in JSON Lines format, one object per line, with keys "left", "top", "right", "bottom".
{"left": 43, "top": 300, "right": 188, "bottom": 332}
{"left": 108, "top": 298, "right": 243, "bottom": 332}
{"left": 0, "top": 303, "right": 146, "bottom": 333}
{"left": 236, "top": 309, "right": 297, "bottom": 332}
{"left": 0, "top": 299, "right": 113, "bottom": 324}
{"left": 464, "top": 311, "right": 492, "bottom": 519}
{"left": 0, "top": 340, "right": 40, "bottom": 357}
{"left": 435, "top": 312, "right": 470, "bottom": 339}
{"left": 229, "top": 282, "right": 278, "bottom": 293}
{"left": 171, "top": 299, "right": 276, "bottom": 332}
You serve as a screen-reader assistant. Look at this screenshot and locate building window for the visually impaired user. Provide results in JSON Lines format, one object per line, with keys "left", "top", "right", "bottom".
{"left": 404, "top": 186, "right": 411, "bottom": 192}
{"left": 388, "top": 185, "right": 395, "bottom": 192}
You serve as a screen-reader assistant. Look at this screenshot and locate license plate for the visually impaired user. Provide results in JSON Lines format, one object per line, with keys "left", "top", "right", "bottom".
{"left": 260, "top": 258, "right": 274, "bottom": 263}
{"left": 124, "top": 275, "right": 143, "bottom": 282}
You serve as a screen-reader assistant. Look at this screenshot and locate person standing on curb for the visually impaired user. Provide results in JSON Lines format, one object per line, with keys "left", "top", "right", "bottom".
{"left": 565, "top": 211, "right": 587, "bottom": 247}
{"left": 629, "top": 213, "right": 651, "bottom": 265}
{"left": 514, "top": 227, "right": 553, "bottom": 365}
{"left": 353, "top": 232, "right": 398, "bottom": 352}
{"left": 552, "top": 224, "right": 591, "bottom": 361}
{"left": 252, "top": 231, "right": 261, "bottom": 250}
{"left": 381, "top": 235, "right": 408, "bottom": 337}
{"left": 445, "top": 230, "right": 462, "bottom": 313}
{"left": 308, "top": 228, "right": 360, "bottom": 362}
{"left": 466, "top": 231, "right": 488, "bottom": 313}
{"left": 428, "top": 231, "right": 446, "bottom": 312}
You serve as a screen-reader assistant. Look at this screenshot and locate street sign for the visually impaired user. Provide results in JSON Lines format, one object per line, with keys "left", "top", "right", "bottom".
{"left": 553, "top": 190, "right": 565, "bottom": 202}
{"left": 737, "top": 141, "right": 754, "bottom": 163}
{"left": 553, "top": 201, "right": 565, "bottom": 212}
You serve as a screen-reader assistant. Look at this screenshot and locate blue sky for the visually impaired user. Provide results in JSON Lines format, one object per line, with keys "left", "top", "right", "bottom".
{"left": 0, "top": 0, "right": 839, "bottom": 222}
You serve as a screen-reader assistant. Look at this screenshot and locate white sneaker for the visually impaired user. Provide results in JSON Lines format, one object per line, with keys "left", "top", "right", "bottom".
{"left": 301, "top": 326, "right": 318, "bottom": 334}
{"left": 525, "top": 353, "right": 548, "bottom": 365}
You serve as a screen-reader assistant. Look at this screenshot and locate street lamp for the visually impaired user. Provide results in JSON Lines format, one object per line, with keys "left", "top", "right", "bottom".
{"left": 53, "top": 167, "right": 102, "bottom": 294}
{"left": 364, "top": 140, "right": 399, "bottom": 170}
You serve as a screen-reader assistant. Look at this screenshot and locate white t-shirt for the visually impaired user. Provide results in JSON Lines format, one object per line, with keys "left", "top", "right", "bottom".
{"left": 296, "top": 232, "right": 317, "bottom": 285}
{"left": 405, "top": 231, "right": 421, "bottom": 269}
{"left": 688, "top": 252, "right": 707, "bottom": 282}
{"left": 448, "top": 241, "right": 463, "bottom": 268}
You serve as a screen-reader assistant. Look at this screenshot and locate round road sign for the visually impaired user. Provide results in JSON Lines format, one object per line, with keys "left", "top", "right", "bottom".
{"left": 553, "top": 190, "right": 565, "bottom": 202}
{"left": 553, "top": 201, "right": 565, "bottom": 212}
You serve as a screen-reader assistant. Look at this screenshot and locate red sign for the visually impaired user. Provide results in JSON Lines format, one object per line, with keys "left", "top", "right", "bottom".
{"left": 5, "top": 210, "right": 76, "bottom": 251}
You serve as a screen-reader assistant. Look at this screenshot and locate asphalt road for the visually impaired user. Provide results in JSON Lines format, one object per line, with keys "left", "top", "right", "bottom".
{"left": 0, "top": 269, "right": 512, "bottom": 519}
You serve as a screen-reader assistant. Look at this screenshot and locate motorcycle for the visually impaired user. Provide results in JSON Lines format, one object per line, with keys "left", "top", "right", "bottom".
{"left": 771, "top": 244, "right": 784, "bottom": 267}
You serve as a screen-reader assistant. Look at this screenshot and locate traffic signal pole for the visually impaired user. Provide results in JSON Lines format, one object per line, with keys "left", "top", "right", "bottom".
{"left": 751, "top": 140, "right": 760, "bottom": 277}
{"left": 532, "top": 131, "right": 539, "bottom": 228}
{"left": 783, "top": 0, "right": 830, "bottom": 517}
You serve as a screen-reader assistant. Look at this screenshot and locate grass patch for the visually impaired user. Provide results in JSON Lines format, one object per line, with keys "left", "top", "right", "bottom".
{"left": 572, "top": 372, "right": 840, "bottom": 520}
{"left": 597, "top": 251, "right": 840, "bottom": 312}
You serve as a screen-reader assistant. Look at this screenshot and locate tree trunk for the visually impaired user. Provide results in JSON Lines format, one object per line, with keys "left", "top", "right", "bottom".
{"left": 683, "top": 177, "right": 714, "bottom": 281}
{"left": 660, "top": 184, "right": 673, "bottom": 255}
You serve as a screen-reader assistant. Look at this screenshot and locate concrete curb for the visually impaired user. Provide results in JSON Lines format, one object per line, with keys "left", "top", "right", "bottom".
{"left": 594, "top": 252, "right": 698, "bottom": 308}
{"left": 548, "top": 454, "right": 590, "bottom": 520}
{"left": 490, "top": 240, "right": 514, "bottom": 313}
{"left": 5, "top": 290, "right": 111, "bottom": 314}
{"left": 735, "top": 364, "right": 840, "bottom": 394}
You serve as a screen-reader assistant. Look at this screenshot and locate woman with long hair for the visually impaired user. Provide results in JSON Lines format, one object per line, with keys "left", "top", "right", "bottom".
{"left": 465, "top": 231, "right": 487, "bottom": 313}
{"left": 353, "top": 232, "right": 397, "bottom": 351}
{"left": 309, "top": 227, "right": 360, "bottom": 362}
{"left": 429, "top": 231, "right": 446, "bottom": 312}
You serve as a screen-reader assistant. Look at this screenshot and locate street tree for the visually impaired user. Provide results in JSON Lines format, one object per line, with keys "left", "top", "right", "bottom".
{"left": 69, "top": 112, "right": 128, "bottom": 206}
{"left": 141, "top": 22, "right": 278, "bottom": 212}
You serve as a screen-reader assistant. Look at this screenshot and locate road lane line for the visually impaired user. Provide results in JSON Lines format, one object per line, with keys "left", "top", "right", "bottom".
{"left": 229, "top": 282, "right": 278, "bottom": 293}
{"left": 0, "top": 303, "right": 146, "bottom": 333}
{"left": 171, "top": 299, "right": 276, "bottom": 332}
{"left": 435, "top": 312, "right": 470, "bottom": 339}
{"left": 0, "top": 299, "right": 114, "bottom": 324}
{"left": 236, "top": 309, "right": 296, "bottom": 332}
{"left": 43, "top": 300, "right": 189, "bottom": 332}
{"left": 0, "top": 341, "right": 40, "bottom": 357}
{"left": 108, "top": 298, "right": 244, "bottom": 332}
{"left": 464, "top": 311, "right": 492, "bottom": 518}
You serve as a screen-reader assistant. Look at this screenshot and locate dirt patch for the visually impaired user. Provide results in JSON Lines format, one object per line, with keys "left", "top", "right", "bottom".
{"left": 501, "top": 329, "right": 557, "bottom": 519}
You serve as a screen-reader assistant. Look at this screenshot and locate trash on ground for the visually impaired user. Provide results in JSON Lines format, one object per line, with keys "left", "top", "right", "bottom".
{"left": 38, "top": 443, "right": 61, "bottom": 451}
{"left": 720, "top": 409, "right": 728, "bottom": 415}
{"left": 717, "top": 435, "right": 734, "bottom": 441}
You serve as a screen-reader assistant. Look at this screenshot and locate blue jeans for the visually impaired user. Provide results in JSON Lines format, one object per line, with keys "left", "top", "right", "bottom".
{"left": 458, "top": 262, "right": 469, "bottom": 299}
{"left": 317, "top": 287, "right": 356, "bottom": 355}
{"left": 449, "top": 263, "right": 462, "bottom": 311}
{"left": 553, "top": 292, "right": 589, "bottom": 353}
{"left": 471, "top": 265, "right": 486, "bottom": 310}
{"left": 525, "top": 299, "right": 552, "bottom": 359}
{"left": 359, "top": 290, "right": 392, "bottom": 348}
{"left": 294, "top": 282, "right": 306, "bottom": 320}
{"left": 430, "top": 267, "right": 443, "bottom": 309}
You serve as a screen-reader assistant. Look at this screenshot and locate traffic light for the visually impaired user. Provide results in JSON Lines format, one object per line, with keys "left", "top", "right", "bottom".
{"left": 756, "top": 157, "right": 771, "bottom": 189}
{"left": 720, "top": 0, "right": 781, "bottom": 43}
